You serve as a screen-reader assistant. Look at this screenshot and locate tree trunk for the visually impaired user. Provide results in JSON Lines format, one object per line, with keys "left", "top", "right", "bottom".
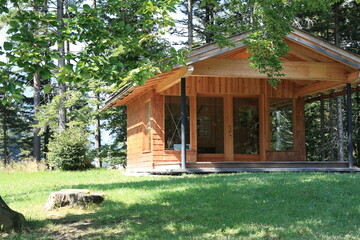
{"left": 329, "top": 97, "right": 336, "bottom": 160}
{"left": 43, "top": 125, "right": 50, "bottom": 168}
{"left": 333, "top": 2, "right": 340, "bottom": 46}
{"left": 94, "top": 92, "right": 102, "bottom": 168}
{"left": 2, "top": 119, "right": 9, "bottom": 166}
{"left": 57, "top": 0, "right": 66, "bottom": 131}
{"left": 320, "top": 98, "right": 325, "bottom": 161}
{"left": 337, "top": 96, "right": 344, "bottom": 162}
{"left": 333, "top": 4, "right": 344, "bottom": 162}
{"left": 44, "top": 189, "right": 104, "bottom": 211}
{"left": 275, "top": 111, "right": 281, "bottom": 150}
{"left": 0, "top": 196, "right": 26, "bottom": 232}
{"left": 33, "top": 72, "right": 41, "bottom": 162}
{"left": 205, "top": 4, "right": 212, "bottom": 43}
{"left": 187, "top": 0, "right": 193, "bottom": 46}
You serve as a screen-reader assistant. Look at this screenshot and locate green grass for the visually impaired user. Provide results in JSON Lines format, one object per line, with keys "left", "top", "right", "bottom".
{"left": 1, "top": 169, "right": 360, "bottom": 239}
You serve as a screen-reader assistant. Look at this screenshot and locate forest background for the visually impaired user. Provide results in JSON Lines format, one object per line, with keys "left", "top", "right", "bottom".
{"left": 0, "top": 0, "right": 359, "bottom": 169}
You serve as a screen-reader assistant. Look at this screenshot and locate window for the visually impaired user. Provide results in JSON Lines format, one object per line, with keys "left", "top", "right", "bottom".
{"left": 270, "top": 98, "right": 293, "bottom": 151}
{"left": 197, "top": 97, "right": 224, "bottom": 154}
{"left": 164, "top": 96, "right": 190, "bottom": 150}
{"left": 143, "top": 101, "right": 151, "bottom": 152}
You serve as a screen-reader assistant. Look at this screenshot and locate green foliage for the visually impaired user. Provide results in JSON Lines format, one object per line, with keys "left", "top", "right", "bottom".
{"left": 99, "top": 144, "right": 127, "bottom": 167}
{"left": 36, "top": 91, "right": 92, "bottom": 133}
{"left": 0, "top": 0, "right": 186, "bottom": 103}
{"left": 0, "top": 82, "right": 33, "bottom": 164}
{"left": 179, "top": 0, "right": 339, "bottom": 85}
{"left": 47, "top": 127, "right": 91, "bottom": 170}
{"left": 305, "top": 93, "right": 360, "bottom": 165}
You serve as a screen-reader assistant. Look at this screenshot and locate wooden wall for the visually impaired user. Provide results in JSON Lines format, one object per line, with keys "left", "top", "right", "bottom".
{"left": 126, "top": 91, "right": 154, "bottom": 170}
{"left": 126, "top": 76, "right": 307, "bottom": 170}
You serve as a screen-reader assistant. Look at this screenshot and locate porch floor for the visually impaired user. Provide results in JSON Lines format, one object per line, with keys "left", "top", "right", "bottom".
{"left": 131, "top": 161, "right": 360, "bottom": 174}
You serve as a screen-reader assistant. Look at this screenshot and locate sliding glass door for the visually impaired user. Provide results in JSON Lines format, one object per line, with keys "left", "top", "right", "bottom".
{"left": 196, "top": 96, "right": 259, "bottom": 159}
{"left": 197, "top": 97, "right": 224, "bottom": 154}
{"left": 233, "top": 98, "right": 259, "bottom": 154}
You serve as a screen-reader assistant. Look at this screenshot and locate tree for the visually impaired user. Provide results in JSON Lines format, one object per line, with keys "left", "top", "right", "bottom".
{"left": 0, "top": 0, "right": 184, "bottom": 164}
{"left": 0, "top": 93, "right": 32, "bottom": 166}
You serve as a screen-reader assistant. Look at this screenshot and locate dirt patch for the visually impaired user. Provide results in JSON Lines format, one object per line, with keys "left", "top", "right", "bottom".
{"left": 38, "top": 218, "right": 124, "bottom": 240}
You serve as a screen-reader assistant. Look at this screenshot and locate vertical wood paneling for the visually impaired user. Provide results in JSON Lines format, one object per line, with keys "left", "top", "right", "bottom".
{"left": 151, "top": 92, "right": 165, "bottom": 163}
{"left": 294, "top": 97, "right": 307, "bottom": 161}
{"left": 126, "top": 76, "right": 309, "bottom": 170}
{"left": 190, "top": 96, "right": 197, "bottom": 155}
{"left": 127, "top": 90, "right": 154, "bottom": 170}
{"left": 224, "top": 95, "right": 234, "bottom": 161}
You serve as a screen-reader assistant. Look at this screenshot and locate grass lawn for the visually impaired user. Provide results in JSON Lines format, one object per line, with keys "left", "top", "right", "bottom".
{"left": 1, "top": 169, "right": 360, "bottom": 239}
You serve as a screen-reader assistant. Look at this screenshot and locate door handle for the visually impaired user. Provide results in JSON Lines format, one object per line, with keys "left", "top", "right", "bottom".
{"left": 228, "top": 125, "right": 232, "bottom": 137}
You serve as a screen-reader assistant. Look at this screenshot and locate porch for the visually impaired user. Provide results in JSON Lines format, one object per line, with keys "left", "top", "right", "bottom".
{"left": 130, "top": 161, "right": 359, "bottom": 174}
{"left": 103, "top": 29, "right": 360, "bottom": 172}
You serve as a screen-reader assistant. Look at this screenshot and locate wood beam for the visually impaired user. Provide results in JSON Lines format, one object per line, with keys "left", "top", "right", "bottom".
{"left": 306, "top": 85, "right": 360, "bottom": 103}
{"left": 156, "top": 66, "right": 194, "bottom": 93}
{"left": 288, "top": 29, "right": 360, "bottom": 69}
{"left": 192, "top": 58, "right": 349, "bottom": 81}
{"left": 347, "top": 71, "right": 360, "bottom": 83}
{"left": 295, "top": 80, "right": 348, "bottom": 97}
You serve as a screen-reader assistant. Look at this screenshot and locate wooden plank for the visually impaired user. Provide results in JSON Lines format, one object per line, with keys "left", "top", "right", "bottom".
{"left": 295, "top": 80, "right": 348, "bottom": 97}
{"left": 135, "top": 167, "right": 358, "bottom": 174}
{"left": 263, "top": 81, "right": 271, "bottom": 152}
{"left": 190, "top": 96, "right": 197, "bottom": 158}
{"left": 192, "top": 58, "right": 349, "bottom": 81}
{"left": 294, "top": 97, "right": 306, "bottom": 161}
{"left": 288, "top": 29, "right": 360, "bottom": 69}
{"left": 186, "top": 32, "right": 248, "bottom": 64}
{"left": 234, "top": 154, "right": 260, "bottom": 161}
{"left": 187, "top": 161, "right": 349, "bottom": 168}
{"left": 156, "top": 66, "right": 194, "bottom": 93}
{"left": 347, "top": 71, "right": 360, "bottom": 82}
{"left": 224, "top": 95, "right": 234, "bottom": 161}
{"left": 284, "top": 39, "right": 335, "bottom": 62}
{"left": 306, "top": 85, "right": 360, "bottom": 103}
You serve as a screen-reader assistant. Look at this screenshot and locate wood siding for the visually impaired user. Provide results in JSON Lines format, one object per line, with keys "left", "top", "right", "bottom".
{"left": 126, "top": 77, "right": 309, "bottom": 170}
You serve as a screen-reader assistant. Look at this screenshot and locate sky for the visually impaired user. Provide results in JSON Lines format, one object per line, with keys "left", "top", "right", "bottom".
{"left": 0, "top": 26, "right": 7, "bottom": 62}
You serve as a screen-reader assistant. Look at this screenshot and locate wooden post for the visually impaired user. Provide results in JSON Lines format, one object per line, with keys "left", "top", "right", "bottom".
{"left": 190, "top": 95, "right": 197, "bottom": 157}
{"left": 181, "top": 77, "right": 187, "bottom": 169}
{"left": 294, "top": 97, "right": 307, "bottom": 161}
{"left": 224, "top": 95, "right": 233, "bottom": 161}
{"left": 347, "top": 83, "right": 354, "bottom": 168}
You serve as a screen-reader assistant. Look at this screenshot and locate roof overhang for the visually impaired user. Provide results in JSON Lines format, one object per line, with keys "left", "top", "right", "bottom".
{"left": 102, "top": 28, "right": 360, "bottom": 110}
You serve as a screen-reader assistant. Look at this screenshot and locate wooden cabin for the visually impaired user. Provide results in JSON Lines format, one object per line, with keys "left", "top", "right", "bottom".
{"left": 103, "top": 28, "right": 360, "bottom": 173}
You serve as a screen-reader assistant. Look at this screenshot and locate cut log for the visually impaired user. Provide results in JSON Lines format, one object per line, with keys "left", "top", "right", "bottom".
{"left": 44, "top": 189, "right": 105, "bottom": 211}
{"left": 0, "top": 196, "right": 26, "bottom": 232}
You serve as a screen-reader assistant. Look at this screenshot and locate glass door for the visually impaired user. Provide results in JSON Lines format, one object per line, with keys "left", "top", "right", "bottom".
{"left": 197, "top": 97, "right": 224, "bottom": 154}
{"left": 233, "top": 98, "right": 259, "bottom": 154}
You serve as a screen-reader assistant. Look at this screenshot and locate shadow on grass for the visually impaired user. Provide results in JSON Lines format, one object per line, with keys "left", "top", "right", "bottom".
{"left": 7, "top": 173, "right": 360, "bottom": 239}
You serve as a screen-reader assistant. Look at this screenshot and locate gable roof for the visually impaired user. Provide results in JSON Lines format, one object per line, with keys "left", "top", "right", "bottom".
{"left": 103, "top": 28, "right": 360, "bottom": 110}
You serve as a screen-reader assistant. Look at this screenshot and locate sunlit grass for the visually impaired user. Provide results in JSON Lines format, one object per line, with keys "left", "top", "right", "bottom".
{"left": 1, "top": 170, "right": 360, "bottom": 239}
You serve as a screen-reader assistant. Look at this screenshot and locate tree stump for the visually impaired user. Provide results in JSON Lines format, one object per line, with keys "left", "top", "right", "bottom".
{"left": 0, "top": 196, "right": 26, "bottom": 232}
{"left": 44, "top": 189, "right": 105, "bottom": 211}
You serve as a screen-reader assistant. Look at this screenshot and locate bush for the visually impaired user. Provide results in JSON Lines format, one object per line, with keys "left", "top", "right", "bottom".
{"left": 1, "top": 158, "right": 47, "bottom": 172}
{"left": 47, "top": 128, "right": 91, "bottom": 170}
